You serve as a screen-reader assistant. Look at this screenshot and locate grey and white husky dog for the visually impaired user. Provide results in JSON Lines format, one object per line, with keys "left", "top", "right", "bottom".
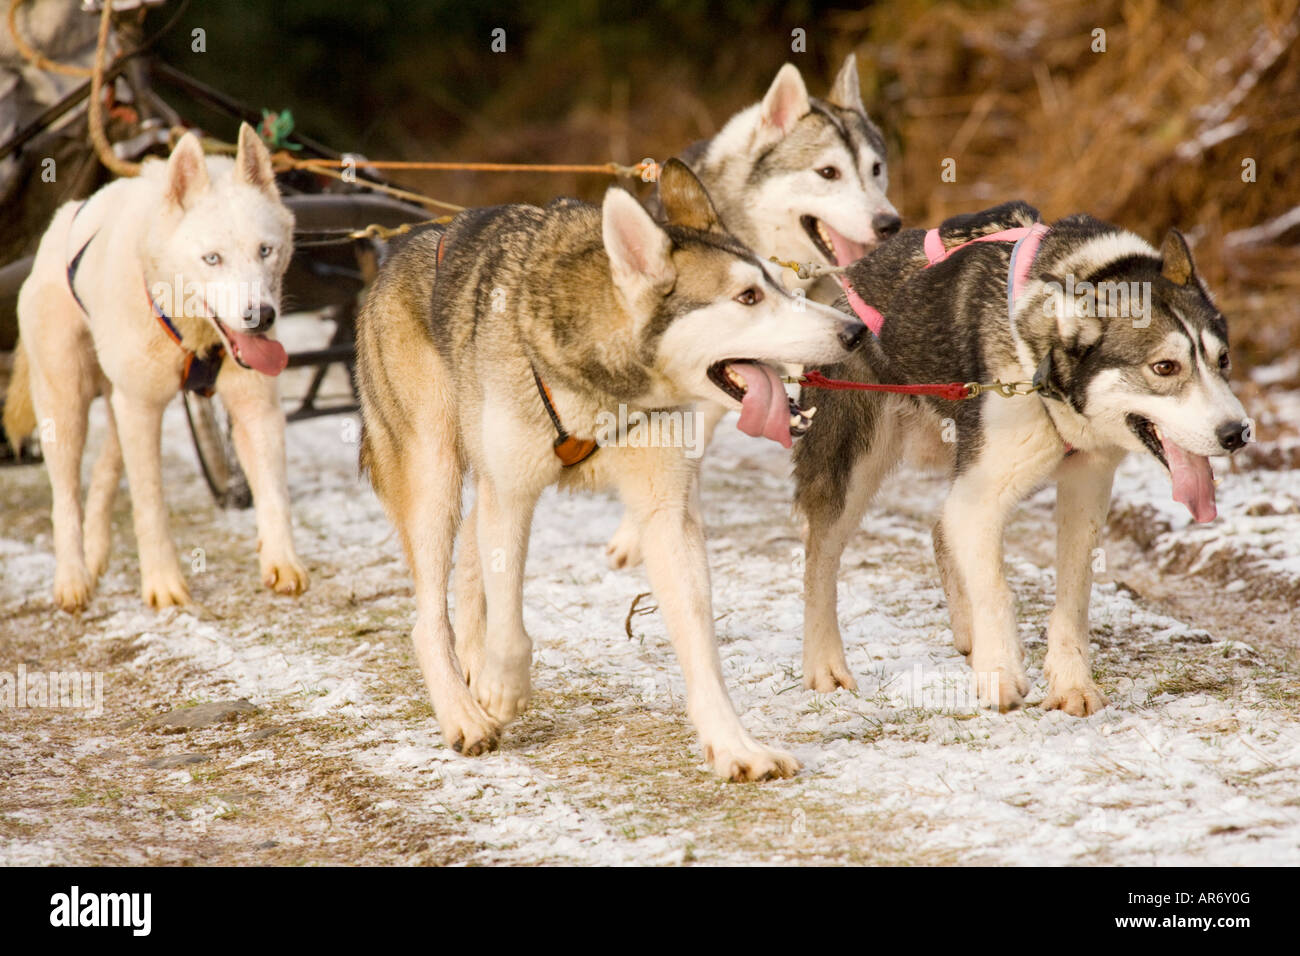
{"left": 792, "top": 201, "right": 1250, "bottom": 710}
{"left": 605, "top": 54, "right": 900, "bottom": 567}
{"left": 354, "top": 160, "right": 867, "bottom": 780}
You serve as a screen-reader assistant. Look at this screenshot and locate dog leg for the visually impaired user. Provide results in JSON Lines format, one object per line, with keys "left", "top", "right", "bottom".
{"left": 1042, "top": 453, "right": 1118, "bottom": 716}
{"left": 111, "top": 391, "right": 189, "bottom": 608}
{"left": 357, "top": 287, "right": 502, "bottom": 755}
{"left": 932, "top": 519, "right": 973, "bottom": 656}
{"left": 83, "top": 389, "right": 122, "bottom": 583}
{"left": 219, "top": 367, "right": 308, "bottom": 596}
{"left": 620, "top": 448, "right": 798, "bottom": 781}
{"left": 391, "top": 437, "right": 501, "bottom": 755}
{"left": 453, "top": 494, "right": 487, "bottom": 684}
{"left": 471, "top": 473, "right": 537, "bottom": 724}
{"left": 940, "top": 481, "right": 1027, "bottom": 711}
{"left": 939, "top": 428, "right": 1061, "bottom": 711}
{"left": 605, "top": 401, "right": 722, "bottom": 570}
{"left": 801, "top": 426, "right": 900, "bottom": 692}
{"left": 28, "top": 348, "right": 96, "bottom": 611}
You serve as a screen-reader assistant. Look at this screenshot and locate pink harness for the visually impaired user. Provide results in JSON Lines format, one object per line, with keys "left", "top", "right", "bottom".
{"left": 802, "top": 221, "right": 1075, "bottom": 458}
{"left": 838, "top": 223, "right": 1051, "bottom": 335}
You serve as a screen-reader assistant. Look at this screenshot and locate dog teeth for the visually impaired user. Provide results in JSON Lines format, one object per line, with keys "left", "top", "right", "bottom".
{"left": 789, "top": 404, "right": 816, "bottom": 437}
{"left": 816, "top": 220, "right": 833, "bottom": 249}
{"left": 724, "top": 367, "right": 747, "bottom": 390}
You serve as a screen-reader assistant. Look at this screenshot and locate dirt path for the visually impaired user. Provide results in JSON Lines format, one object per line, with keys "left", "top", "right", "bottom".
{"left": 3, "top": 330, "right": 1298, "bottom": 866}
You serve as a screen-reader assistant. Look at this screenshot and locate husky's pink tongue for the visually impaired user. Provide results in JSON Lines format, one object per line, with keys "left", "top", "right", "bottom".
{"left": 1162, "top": 436, "right": 1217, "bottom": 523}
{"left": 824, "top": 223, "right": 868, "bottom": 267}
{"left": 226, "top": 327, "right": 288, "bottom": 376}
{"left": 732, "top": 362, "right": 792, "bottom": 448}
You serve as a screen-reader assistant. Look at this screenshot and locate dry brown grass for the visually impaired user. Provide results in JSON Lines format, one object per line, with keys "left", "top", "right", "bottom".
{"left": 387, "top": 1, "right": 1300, "bottom": 372}
{"left": 836, "top": 0, "right": 1300, "bottom": 369}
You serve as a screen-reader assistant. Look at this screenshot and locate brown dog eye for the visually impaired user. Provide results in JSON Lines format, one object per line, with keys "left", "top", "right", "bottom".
{"left": 817, "top": 166, "right": 840, "bottom": 180}
{"left": 734, "top": 288, "right": 762, "bottom": 306}
{"left": 1151, "top": 360, "right": 1181, "bottom": 376}
{"left": 1218, "top": 352, "right": 1231, "bottom": 370}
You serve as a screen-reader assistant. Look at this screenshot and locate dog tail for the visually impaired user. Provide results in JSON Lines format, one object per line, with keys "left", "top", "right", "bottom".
{"left": 938, "top": 201, "right": 1040, "bottom": 247}
{"left": 2, "top": 341, "right": 37, "bottom": 454}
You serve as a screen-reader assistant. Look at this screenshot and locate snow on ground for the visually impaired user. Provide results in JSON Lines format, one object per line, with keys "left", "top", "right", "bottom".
{"left": 1, "top": 317, "right": 1298, "bottom": 865}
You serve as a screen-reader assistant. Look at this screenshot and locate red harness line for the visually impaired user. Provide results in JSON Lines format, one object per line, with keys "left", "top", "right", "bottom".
{"left": 798, "top": 369, "right": 973, "bottom": 401}
{"left": 799, "top": 223, "right": 1051, "bottom": 402}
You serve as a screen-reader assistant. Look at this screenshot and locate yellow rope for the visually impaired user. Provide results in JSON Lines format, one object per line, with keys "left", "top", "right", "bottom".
{"left": 6, "top": 0, "right": 96, "bottom": 77}
{"left": 347, "top": 217, "right": 456, "bottom": 241}
{"left": 8, "top": 0, "right": 662, "bottom": 198}
{"left": 86, "top": 0, "right": 139, "bottom": 177}
{"left": 280, "top": 157, "right": 465, "bottom": 213}
{"left": 284, "top": 156, "right": 660, "bottom": 179}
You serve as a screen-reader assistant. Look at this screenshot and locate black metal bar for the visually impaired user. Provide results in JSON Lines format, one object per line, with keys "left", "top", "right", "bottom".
{"left": 284, "top": 345, "right": 355, "bottom": 368}
{"left": 286, "top": 403, "right": 359, "bottom": 423}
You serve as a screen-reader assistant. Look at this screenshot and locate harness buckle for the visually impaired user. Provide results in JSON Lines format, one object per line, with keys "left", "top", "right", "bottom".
{"left": 996, "top": 380, "right": 1040, "bottom": 398}
{"left": 963, "top": 380, "right": 1040, "bottom": 399}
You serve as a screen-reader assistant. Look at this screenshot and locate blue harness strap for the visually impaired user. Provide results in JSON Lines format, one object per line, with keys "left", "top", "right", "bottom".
{"left": 65, "top": 233, "right": 95, "bottom": 314}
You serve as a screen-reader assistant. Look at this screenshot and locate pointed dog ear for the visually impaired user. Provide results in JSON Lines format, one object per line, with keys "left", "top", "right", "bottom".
{"left": 603, "top": 187, "right": 674, "bottom": 302}
{"left": 165, "top": 132, "right": 210, "bottom": 209}
{"left": 234, "top": 122, "right": 278, "bottom": 195}
{"left": 1160, "top": 228, "right": 1196, "bottom": 286}
{"left": 657, "top": 158, "right": 721, "bottom": 233}
{"left": 757, "top": 63, "right": 810, "bottom": 144}
{"left": 827, "top": 53, "right": 865, "bottom": 112}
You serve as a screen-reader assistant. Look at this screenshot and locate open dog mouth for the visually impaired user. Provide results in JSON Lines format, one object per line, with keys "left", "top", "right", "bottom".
{"left": 212, "top": 317, "right": 288, "bottom": 376}
{"left": 1127, "top": 414, "right": 1217, "bottom": 523}
{"left": 707, "top": 360, "right": 815, "bottom": 449}
{"left": 800, "top": 215, "right": 868, "bottom": 267}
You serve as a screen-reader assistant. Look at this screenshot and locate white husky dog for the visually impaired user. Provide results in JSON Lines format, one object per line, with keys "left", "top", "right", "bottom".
{"left": 5, "top": 124, "right": 308, "bottom": 610}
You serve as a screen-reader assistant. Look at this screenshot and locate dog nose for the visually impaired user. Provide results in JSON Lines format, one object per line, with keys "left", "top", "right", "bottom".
{"left": 872, "top": 212, "right": 901, "bottom": 239}
{"left": 246, "top": 304, "right": 276, "bottom": 333}
{"left": 1216, "top": 419, "right": 1248, "bottom": 452}
{"left": 838, "top": 320, "right": 868, "bottom": 352}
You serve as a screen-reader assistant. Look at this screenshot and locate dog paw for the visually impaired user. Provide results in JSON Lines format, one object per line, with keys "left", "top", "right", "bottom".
{"left": 704, "top": 739, "right": 800, "bottom": 782}
{"left": 438, "top": 697, "right": 502, "bottom": 757}
{"left": 53, "top": 564, "right": 95, "bottom": 612}
{"left": 471, "top": 661, "right": 531, "bottom": 724}
{"left": 952, "top": 627, "right": 972, "bottom": 656}
{"left": 802, "top": 655, "right": 858, "bottom": 693}
{"left": 1043, "top": 681, "right": 1108, "bottom": 717}
{"left": 972, "top": 659, "right": 1030, "bottom": 712}
{"left": 141, "top": 565, "right": 190, "bottom": 608}
{"left": 262, "top": 555, "right": 309, "bottom": 596}
{"left": 604, "top": 520, "right": 643, "bottom": 570}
